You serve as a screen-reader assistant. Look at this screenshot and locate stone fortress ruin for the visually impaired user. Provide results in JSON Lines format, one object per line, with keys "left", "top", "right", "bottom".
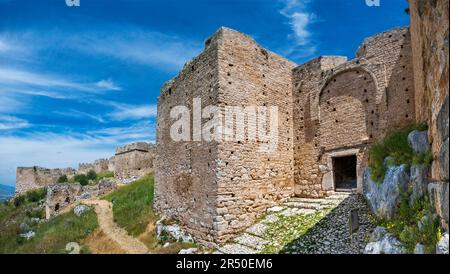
{"left": 155, "top": 0, "right": 448, "bottom": 246}
{"left": 15, "top": 142, "right": 156, "bottom": 196}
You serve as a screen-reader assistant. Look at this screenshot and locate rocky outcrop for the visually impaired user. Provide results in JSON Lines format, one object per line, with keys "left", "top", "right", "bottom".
{"left": 364, "top": 227, "right": 406, "bottom": 254}
{"left": 428, "top": 181, "right": 449, "bottom": 231}
{"left": 410, "top": 164, "right": 429, "bottom": 204}
{"left": 436, "top": 233, "right": 449, "bottom": 254}
{"left": 408, "top": 130, "right": 430, "bottom": 154}
{"left": 363, "top": 165, "right": 410, "bottom": 220}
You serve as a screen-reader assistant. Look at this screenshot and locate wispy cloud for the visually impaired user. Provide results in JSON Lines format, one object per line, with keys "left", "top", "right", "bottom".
{"left": 0, "top": 115, "right": 29, "bottom": 130}
{"left": 0, "top": 25, "right": 201, "bottom": 72}
{"left": 0, "top": 67, "right": 120, "bottom": 93}
{"left": 95, "top": 79, "right": 122, "bottom": 91}
{"left": 53, "top": 109, "right": 106, "bottom": 124}
{"left": 108, "top": 104, "right": 158, "bottom": 121}
{"left": 279, "top": 0, "right": 317, "bottom": 59}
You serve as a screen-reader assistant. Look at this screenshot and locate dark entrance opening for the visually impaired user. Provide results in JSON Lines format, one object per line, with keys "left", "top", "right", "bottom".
{"left": 333, "top": 155, "right": 357, "bottom": 190}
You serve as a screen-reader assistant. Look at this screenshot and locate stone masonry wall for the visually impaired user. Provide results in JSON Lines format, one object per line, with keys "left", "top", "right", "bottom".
{"left": 292, "top": 27, "right": 416, "bottom": 197}
{"left": 15, "top": 167, "right": 77, "bottom": 195}
{"left": 154, "top": 28, "right": 221, "bottom": 244}
{"left": 409, "top": 0, "right": 449, "bottom": 230}
{"left": 214, "top": 28, "right": 296, "bottom": 243}
{"left": 78, "top": 158, "right": 114, "bottom": 175}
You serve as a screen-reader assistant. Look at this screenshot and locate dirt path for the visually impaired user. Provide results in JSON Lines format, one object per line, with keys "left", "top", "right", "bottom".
{"left": 82, "top": 199, "right": 150, "bottom": 254}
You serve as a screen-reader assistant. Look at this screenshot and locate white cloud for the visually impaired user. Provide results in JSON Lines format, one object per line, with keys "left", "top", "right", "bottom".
{"left": 53, "top": 109, "right": 106, "bottom": 124}
{"left": 108, "top": 104, "right": 158, "bottom": 121}
{"left": 1, "top": 25, "right": 202, "bottom": 72}
{"left": 95, "top": 79, "right": 122, "bottom": 91}
{"left": 0, "top": 115, "right": 29, "bottom": 130}
{"left": 0, "top": 67, "right": 120, "bottom": 93}
{"left": 279, "top": 0, "right": 317, "bottom": 57}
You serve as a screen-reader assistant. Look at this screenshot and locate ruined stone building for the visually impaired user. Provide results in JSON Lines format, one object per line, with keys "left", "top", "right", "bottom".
{"left": 114, "top": 142, "right": 156, "bottom": 181}
{"left": 155, "top": 0, "right": 448, "bottom": 245}
{"left": 78, "top": 158, "right": 115, "bottom": 175}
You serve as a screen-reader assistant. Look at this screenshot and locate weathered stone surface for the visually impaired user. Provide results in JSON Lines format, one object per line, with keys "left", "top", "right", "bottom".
{"left": 428, "top": 181, "right": 449, "bottom": 231}
{"left": 73, "top": 205, "right": 89, "bottom": 216}
{"left": 364, "top": 226, "right": 406, "bottom": 254}
{"left": 436, "top": 233, "right": 449, "bottom": 254}
{"left": 178, "top": 248, "right": 198, "bottom": 254}
{"left": 409, "top": 164, "right": 429, "bottom": 204}
{"left": 409, "top": 0, "right": 449, "bottom": 183}
{"left": 234, "top": 233, "right": 268, "bottom": 251}
{"left": 407, "top": 130, "right": 430, "bottom": 154}
{"left": 414, "top": 243, "right": 425, "bottom": 254}
{"left": 219, "top": 244, "right": 256, "bottom": 254}
{"left": 156, "top": 219, "right": 194, "bottom": 243}
{"left": 363, "top": 165, "right": 410, "bottom": 220}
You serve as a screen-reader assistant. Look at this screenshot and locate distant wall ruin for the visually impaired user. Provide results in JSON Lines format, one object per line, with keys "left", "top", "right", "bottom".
{"left": 15, "top": 142, "right": 154, "bottom": 196}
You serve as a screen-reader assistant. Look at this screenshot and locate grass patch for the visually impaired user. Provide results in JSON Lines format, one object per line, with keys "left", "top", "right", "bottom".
{"left": 261, "top": 209, "right": 330, "bottom": 254}
{"left": 369, "top": 123, "right": 431, "bottom": 183}
{"left": 104, "top": 175, "right": 156, "bottom": 236}
{"left": 0, "top": 199, "right": 98, "bottom": 254}
{"left": 379, "top": 192, "right": 441, "bottom": 254}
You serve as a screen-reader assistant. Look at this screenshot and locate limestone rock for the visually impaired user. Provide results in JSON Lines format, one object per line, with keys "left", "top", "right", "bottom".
{"left": 436, "top": 233, "right": 449, "bottom": 254}
{"left": 414, "top": 243, "right": 425, "bottom": 254}
{"left": 363, "top": 165, "right": 410, "bottom": 220}
{"left": 156, "top": 219, "right": 194, "bottom": 243}
{"left": 408, "top": 130, "right": 430, "bottom": 154}
{"left": 73, "top": 205, "right": 89, "bottom": 216}
{"left": 409, "top": 164, "right": 429, "bottom": 204}
{"left": 178, "top": 248, "right": 198, "bottom": 254}
{"left": 364, "top": 226, "right": 406, "bottom": 254}
{"left": 428, "top": 182, "right": 449, "bottom": 231}
{"left": 19, "top": 231, "right": 35, "bottom": 240}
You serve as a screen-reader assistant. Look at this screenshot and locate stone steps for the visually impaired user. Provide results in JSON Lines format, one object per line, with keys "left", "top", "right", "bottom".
{"left": 218, "top": 243, "right": 257, "bottom": 254}
{"left": 234, "top": 233, "right": 268, "bottom": 251}
{"left": 283, "top": 201, "right": 323, "bottom": 210}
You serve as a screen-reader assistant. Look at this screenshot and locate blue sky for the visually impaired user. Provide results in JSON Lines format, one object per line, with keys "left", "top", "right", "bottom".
{"left": 0, "top": 0, "right": 409, "bottom": 187}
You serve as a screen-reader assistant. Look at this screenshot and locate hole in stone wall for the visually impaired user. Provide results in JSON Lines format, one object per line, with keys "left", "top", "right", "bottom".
{"left": 333, "top": 108, "right": 336, "bottom": 111}
{"left": 229, "top": 64, "right": 234, "bottom": 67}
{"left": 333, "top": 155, "right": 357, "bottom": 190}
{"left": 402, "top": 77, "right": 406, "bottom": 80}
{"left": 227, "top": 72, "right": 231, "bottom": 76}
{"left": 335, "top": 120, "right": 339, "bottom": 123}
{"left": 407, "top": 99, "right": 410, "bottom": 104}
{"left": 405, "top": 114, "right": 409, "bottom": 118}
{"left": 55, "top": 203, "right": 60, "bottom": 211}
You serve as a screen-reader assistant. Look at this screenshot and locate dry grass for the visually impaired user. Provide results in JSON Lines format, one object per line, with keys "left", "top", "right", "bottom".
{"left": 82, "top": 229, "right": 125, "bottom": 254}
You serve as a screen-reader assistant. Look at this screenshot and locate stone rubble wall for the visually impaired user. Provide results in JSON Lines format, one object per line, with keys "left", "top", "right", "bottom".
{"left": 292, "top": 27, "right": 415, "bottom": 197}
{"left": 409, "top": 0, "right": 449, "bottom": 230}
{"left": 15, "top": 167, "right": 77, "bottom": 196}
{"left": 45, "top": 179, "right": 117, "bottom": 219}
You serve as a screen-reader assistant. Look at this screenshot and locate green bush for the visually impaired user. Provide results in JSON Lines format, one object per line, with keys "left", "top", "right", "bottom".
{"left": 97, "top": 171, "right": 114, "bottom": 180}
{"left": 25, "top": 188, "right": 47, "bottom": 203}
{"left": 369, "top": 123, "right": 430, "bottom": 183}
{"left": 13, "top": 196, "right": 25, "bottom": 208}
{"left": 57, "top": 175, "right": 68, "bottom": 183}
{"left": 73, "top": 174, "right": 89, "bottom": 186}
{"left": 86, "top": 170, "right": 97, "bottom": 181}
{"left": 381, "top": 192, "right": 440, "bottom": 253}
